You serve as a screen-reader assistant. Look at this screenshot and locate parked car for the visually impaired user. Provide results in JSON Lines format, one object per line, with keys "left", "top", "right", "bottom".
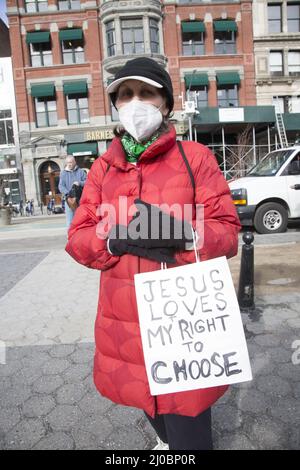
{"left": 229, "top": 146, "right": 300, "bottom": 234}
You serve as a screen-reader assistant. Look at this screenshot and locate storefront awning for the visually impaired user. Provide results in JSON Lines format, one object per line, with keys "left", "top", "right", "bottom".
{"left": 185, "top": 73, "right": 209, "bottom": 87}
{"left": 67, "top": 142, "right": 98, "bottom": 156}
{"left": 63, "top": 81, "right": 88, "bottom": 95}
{"left": 181, "top": 21, "right": 205, "bottom": 33}
{"left": 59, "top": 29, "right": 83, "bottom": 41}
{"left": 30, "top": 83, "right": 55, "bottom": 98}
{"left": 213, "top": 20, "right": 237, "bottom": 32}
{"left": 26, "top": 31, "right": 51, "bottom": 44}
{"left": 216, "top": 72, "right": 240, "bottom": 85}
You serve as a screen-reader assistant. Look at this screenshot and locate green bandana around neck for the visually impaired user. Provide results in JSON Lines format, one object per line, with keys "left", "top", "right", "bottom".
{"left": 121, "top": 133, "right": 158, "bottom": 163}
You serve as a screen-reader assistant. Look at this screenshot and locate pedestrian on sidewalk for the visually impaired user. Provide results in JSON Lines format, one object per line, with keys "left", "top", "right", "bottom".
{"left": 39, "top": 200, "right": 44, "bottom": 215}
{"left": 58, "top": 155, "right": 86, "bottom": 230}
{"left": 65, "top": 57, "right": 241, "bottom": 450}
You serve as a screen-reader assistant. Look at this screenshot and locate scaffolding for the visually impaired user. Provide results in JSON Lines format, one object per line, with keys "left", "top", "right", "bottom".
{"left": 182, "top": 91, "right": 298, "bottom": 180}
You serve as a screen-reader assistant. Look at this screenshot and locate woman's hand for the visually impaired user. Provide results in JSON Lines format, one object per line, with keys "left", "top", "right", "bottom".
{"left": 126, "top": 198, "right": 194, "bottom": 250}
{"left": 108, "top": 224, "right": 176, "bottom": 263}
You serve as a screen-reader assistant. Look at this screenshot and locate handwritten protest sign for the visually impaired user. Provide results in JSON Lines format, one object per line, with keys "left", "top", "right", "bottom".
{"left": 134, "top": 256, "right": 252, "bottom": 396}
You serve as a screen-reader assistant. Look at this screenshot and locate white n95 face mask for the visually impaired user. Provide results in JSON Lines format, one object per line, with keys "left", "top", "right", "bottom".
{"left": 118, "top": 99, "right": 163, "bottom": 142}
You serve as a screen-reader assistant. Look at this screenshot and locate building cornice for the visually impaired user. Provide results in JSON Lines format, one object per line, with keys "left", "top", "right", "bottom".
{"left": 100, "top": 0, "right": 162, "bottom": 20}
{"left": 254, "top": 34, "right": 300, "bottom": 43}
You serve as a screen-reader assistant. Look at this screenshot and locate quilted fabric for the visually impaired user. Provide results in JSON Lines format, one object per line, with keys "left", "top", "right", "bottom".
{"left": 65, "top": 125, "right": 241, "bottom": 418}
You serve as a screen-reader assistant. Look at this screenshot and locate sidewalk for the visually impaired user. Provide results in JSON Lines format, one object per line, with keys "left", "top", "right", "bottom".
{"left": 0, "top": 241, "right": 299, "bottom": 449}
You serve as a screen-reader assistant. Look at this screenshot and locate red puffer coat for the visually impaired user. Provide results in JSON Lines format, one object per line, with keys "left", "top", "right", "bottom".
{"left": 66, "top": 125, "right": 241, "bottom": 418}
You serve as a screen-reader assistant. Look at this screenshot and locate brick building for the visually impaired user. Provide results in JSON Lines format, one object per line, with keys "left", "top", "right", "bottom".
{"left": 0, "top": 18, "right": 23, "bottom": 205}
{"left": 6, "top": 0, "right": 261, "bottom": 203}
{"left": 253, "top": 0, "right": 300, "bottom": 139}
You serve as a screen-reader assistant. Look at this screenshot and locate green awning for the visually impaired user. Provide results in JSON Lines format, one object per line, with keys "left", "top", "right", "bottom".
{"left": 67, "top": 142, "right": 98, "bottom": 156}
{"left": 181, "top": 21, "right": 205, "bottom": 33}
{"left": 26, "top": 32, "right": 50, "bottom": 44}
{"left": 213, "top": 20, "right": 237, "bottom": 32}
{"left": 185, "top": 73, "right": 209, "bottom": 87}
{"left": 283, "top": 113, "right": 300, "bottom": 131}
{"left": 63, "top": 81, "right": 87, "bottom": 95}
{"left": 30, "top": 83, "right": 55, "bottom": 98}
{"left": 216, "top": 72, "right": 240, "bottom": 85}
{"left": 59, "top": 29, "right": 83, "bottom": 41}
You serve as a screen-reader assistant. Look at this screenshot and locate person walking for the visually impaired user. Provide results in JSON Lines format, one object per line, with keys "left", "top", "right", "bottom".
{"left": 65, "top": 58, "right": 241, "bottom": 450}
{"left": 58, "top": 155, "right": 86, "bottom": 230}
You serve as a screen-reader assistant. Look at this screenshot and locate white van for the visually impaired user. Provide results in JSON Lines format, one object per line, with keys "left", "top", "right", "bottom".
{"left": 229, "top": 146, "right": 300, "bottom": 233}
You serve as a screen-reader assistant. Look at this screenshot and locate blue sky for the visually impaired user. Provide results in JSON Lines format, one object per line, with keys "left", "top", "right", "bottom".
{"left": 0, "top": 0, "right": 8, "bottom": 25}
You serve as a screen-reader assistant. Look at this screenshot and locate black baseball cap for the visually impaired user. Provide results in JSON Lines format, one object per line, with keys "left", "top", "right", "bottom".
{"left": 107, "top": 57, "right": 174, "bottom": 112}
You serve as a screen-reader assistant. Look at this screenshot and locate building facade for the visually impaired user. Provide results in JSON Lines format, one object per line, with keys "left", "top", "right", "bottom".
{"left": 0, "top": 18, "right": 23, "bottom": 204}
{"left": 6, "top": 0, "right": 261, "bottom": 203}
{"left": 253, "top": 0, "right": 300, "bottom": 141}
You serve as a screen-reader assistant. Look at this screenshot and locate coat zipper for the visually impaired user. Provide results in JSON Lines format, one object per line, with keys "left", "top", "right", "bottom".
{"left": 137, "top": 164, "right": 157, "bottom": 417}
{"left": 137, "top": 165, "right": 142, "bottom": 275}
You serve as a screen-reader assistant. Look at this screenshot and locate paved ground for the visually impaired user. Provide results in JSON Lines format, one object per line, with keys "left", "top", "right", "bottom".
{"left": 0, "top": 218, "right": 299, "bottom": 450}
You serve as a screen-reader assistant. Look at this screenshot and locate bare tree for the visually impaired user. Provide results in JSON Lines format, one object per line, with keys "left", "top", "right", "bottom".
{"left": 225, "top": 125, "right": 253, "bottom": 178}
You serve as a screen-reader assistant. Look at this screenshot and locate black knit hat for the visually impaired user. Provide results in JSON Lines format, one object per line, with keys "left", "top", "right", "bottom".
{"left": 107, "top": 57, "right": 174, "bottom": 112}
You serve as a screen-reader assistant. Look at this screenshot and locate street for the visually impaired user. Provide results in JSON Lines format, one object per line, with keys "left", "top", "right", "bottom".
{"left": 0, "top": 215, "right": 299, "bottom": 449}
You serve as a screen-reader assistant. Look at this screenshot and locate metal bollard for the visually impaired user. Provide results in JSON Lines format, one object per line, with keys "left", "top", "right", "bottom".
{"left": 238, "top": 231, "right": 255, "bottom": 311}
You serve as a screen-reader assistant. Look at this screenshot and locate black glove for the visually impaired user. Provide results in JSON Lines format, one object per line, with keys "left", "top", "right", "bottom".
{"left": 126, "top": 198, "right": 194, "bottom": 250}
{"left": 68, "top": 184, "right": 83, "bottom": 205}
{"left": 108, "top": 224, "right": 176, "bottom": 264}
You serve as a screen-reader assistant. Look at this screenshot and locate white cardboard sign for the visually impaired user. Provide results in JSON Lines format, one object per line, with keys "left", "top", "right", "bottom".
{"left": 134, "top": 256, "right": 252, "bottom": 396}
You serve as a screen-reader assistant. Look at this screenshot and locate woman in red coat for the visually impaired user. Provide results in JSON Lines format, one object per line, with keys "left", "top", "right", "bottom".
{"left": 66, "top": 57, "right": 241, "bottom": 450}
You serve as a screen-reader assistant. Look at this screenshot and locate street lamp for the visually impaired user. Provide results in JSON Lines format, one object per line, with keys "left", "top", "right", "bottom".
{"left": 181, "top": 69, "right": 199, "bottom": 141}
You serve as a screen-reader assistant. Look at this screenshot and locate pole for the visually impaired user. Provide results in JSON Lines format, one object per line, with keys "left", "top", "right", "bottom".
{"left": 252, "top": 126, "right": 256, "bottom": 166}
{"left": 238, "top": 232, "right": 255, "bottom": 311}
{"left": 267, "top": 125, "right": 271, "bottom": 153}
{"left": 222, "top": 126, "right": 226, "bottom": 177}
{"left": 188, "top": 116, "right": 193, "bottom": 141}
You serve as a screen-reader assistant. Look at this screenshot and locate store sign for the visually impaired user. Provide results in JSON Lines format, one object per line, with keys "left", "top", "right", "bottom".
{"left": 84, "top": 123, "right": 188, "bottom": 142}
{"left": 219, "top": 108, "right": 245, "bottom": 123}
{"left": 85, "top": 130, "right": 114, "bottom": 141}
{"left": 0, "top": 168, "right": 18, "bottom": 175}
{"left": 73, "top": 151, "right": 93, "bottom": 157}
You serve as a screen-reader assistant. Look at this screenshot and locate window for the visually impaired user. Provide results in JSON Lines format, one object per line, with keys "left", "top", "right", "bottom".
{"left": 268, "top": 4, "right": 282, "bottom": 33}
{"left": 269, "top": 51, "right": 283, "bottom": 75}
{"left": 106, "top": 21, "right": 116, "bottom": 57}
{"left": 185, "top": 73, "right": 209, "bottom": 107}
{"left": 150, "top": 19, "right": 160, "bottom": 53}
{"left": 58, "top": 0, "right": 80, "bottom": 10}
{"left": 30, "top": 41, "right": 52, "bottom": 67}
{"left": 0, "top": 110, "right": 14, "bottom": 145}
{"left": 25, "top": 0, "right": 48, "bottom": 13}
{"left": 62, "top": 39, "right": 84, "bottom": 64}
{"left": 217, "top": 85, "right": 239, "bottom": 108}
{"left": 182, "top": 22, "right": 205, "bottom": 56}
{"left": 121, "top": 19, "right": 144, "bottom": 55}
{"left": 214, "top": 31, "right": 236, "bottom": 55}
{"left": 35, "top": 98, "right": 57, "bottom": 127}
{"left": 111, "top": 101, "right": 119, "bottom": 122}
{"left": 273, "top": 96, "right": 290, "bottom": 113}
{"left": 66, "top": 95, "right": 89, "bottom": 125}
{"left": 182, "top": 31, "right": 204, "bottom": 56}
{"left": 186, "top": 88, "right": 208, "bottom": 108}
{"left": 288, "top": 51, "right": 300, "bottom": 75}
{"left": 287, "top": 3, "right": 300, "bottom": 32}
